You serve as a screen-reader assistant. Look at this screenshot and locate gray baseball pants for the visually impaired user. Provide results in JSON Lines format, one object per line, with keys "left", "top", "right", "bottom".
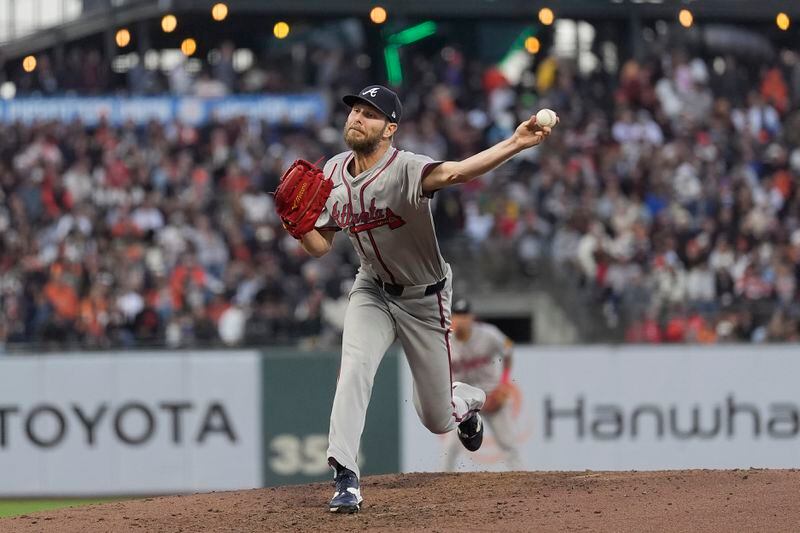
{"left": 326, "top": 266, "right": 485, "bottom": 478}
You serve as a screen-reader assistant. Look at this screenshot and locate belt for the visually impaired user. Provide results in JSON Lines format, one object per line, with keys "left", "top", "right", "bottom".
{"left": 374, "top": 277, "right": 446, "bottom": 298}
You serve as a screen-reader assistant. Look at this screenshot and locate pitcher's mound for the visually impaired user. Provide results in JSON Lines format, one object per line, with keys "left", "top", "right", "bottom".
{"left": 3, "top": 470, "right": 799, "bottom": 532}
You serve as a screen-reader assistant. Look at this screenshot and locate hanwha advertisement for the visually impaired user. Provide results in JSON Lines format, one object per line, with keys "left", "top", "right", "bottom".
{"left": 399, "top": 345, "right": 800, "bottom": 472}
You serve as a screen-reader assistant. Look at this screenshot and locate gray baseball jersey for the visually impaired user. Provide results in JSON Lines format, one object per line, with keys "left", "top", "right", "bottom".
{"left": 450, "top": 322, "right": 512, "bottom": 392}
{"left": 317, "top": 146, "right": 485, "bottom": 480}
{"left": 315, "top": 147, "right": 447, "bottom": 286}
{"left": 443, "top": 321, "right": 521, "bottom": 472}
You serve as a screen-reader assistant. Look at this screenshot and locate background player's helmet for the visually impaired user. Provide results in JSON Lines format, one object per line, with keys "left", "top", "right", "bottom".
{"left": 452, "top": 298, "right": 472, "bottom": 315}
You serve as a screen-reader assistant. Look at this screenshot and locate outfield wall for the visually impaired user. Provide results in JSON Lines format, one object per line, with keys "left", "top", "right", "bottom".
{"left": 401, "top": 345, "right": 800, "bottom": 472}
{"left": 0, "top": 352, "right": 262, "bottom": 496}
{"left": 2, "top": 345, "right": 799, "bottom": 496}
{"left": 0, "top": 350, "right": 397, "bottom": 496}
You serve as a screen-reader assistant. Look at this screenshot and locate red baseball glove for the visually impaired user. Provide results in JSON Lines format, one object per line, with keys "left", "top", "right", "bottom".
{"left": 274, "top": 159, "right": 332, "bottom": 239}
{"left": 482, "top": 382, "right": 513, "bottom": 414}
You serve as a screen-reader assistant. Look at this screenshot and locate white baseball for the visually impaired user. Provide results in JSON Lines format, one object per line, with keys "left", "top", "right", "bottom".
{"left": 535, "top": 108, "right": 558, "bottom": 128}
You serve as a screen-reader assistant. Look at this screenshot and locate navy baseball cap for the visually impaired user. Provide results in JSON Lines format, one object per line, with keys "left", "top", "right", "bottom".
{"left": 452, "top": 298, "right": 472, "bottom": 315}
{"left": 342, "top": 85, "right": 403, "bottom": 123}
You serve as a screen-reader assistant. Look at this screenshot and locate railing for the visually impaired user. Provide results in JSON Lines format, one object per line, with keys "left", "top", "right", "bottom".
{"left": 445, "top": 236, "right": 622, "bottom": 344}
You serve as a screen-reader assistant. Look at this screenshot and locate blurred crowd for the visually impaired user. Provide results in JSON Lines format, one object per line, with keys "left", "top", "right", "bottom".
{"left": 0, "top": 114, "right": 365, "bottom": 350}
{"left": 2, "top": 35, "right": 800, "bottom": 350}
{"left": 545, "top": 51, "right": 800, "bottom": 344}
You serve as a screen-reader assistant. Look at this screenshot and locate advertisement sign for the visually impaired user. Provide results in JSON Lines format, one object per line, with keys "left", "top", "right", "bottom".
{"left": 0, "top": 351, "right": 261, "bottom": 496}
{"left": 0, "top": 94, "right": 327, "bottom": 126}
{"left": 261, "top": 351, "right": 399, "bottom": 487}
{"left": 401, "top": 345, "right": 800, "bottom": 472}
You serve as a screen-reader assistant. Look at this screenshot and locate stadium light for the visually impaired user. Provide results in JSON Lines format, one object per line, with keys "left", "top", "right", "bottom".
{"left": 22, "top": 55, "right": 37, "bottom": 72}
{"left": 499, "top": 26, "right": 537, "bottom": 64}
{"left": 115, "top": 28, "right": 131, "bottom": 48}
{"left": 524, "top": 36, "right": 541, "bottom": 54}
{"left": 274, "top": 21, "right": 290, "bottom": 39}
{"left": 538, "top": 7, "right": 555, "bottom": 26}
{"left": 370, "top": 6, "right": 388, "bottom": 24}
{"left": 161, "top": 14, "right": 177, "bottom": 33}
{"left": 679, "top": 9, "right": 693, "bottom": 28}
{"left": 181, "top": 38, "right": 197, "bottom": 56}
{"left": 776, "top": 12, "right": 790, "bottom": 31}
{"left": 212, "top": 3, "right": 228, "bottom": 22}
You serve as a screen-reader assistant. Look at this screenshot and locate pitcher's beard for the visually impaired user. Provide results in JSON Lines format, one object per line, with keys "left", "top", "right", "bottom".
{"left": 344, "top": 126, "right": 381, "bottom": 155}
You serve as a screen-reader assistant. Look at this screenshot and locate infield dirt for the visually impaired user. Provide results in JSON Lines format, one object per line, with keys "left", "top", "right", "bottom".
{"left": 2, "top": 470, "right": 798, "bottom": 532}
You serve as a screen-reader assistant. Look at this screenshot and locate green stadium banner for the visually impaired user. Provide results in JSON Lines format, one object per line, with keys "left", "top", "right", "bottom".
{"left": 261, "top": 350, "right": 399, "bottom": 486}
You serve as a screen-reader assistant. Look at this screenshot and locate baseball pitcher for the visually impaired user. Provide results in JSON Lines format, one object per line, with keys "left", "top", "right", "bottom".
{"left": 442, "top": 298, "right": 522, "bottom": 472}
{"left": 274, "top": 84, "right": 555, "bottom": 513}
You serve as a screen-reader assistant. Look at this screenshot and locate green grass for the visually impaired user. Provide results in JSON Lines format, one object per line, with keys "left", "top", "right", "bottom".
{"left": 0, "top": 498, "right": 128, "bottom": 518}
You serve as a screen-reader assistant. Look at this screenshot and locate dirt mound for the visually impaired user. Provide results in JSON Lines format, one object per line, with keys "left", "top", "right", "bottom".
{"left": 2, "top": 470, "right": 799, "bottom": 532}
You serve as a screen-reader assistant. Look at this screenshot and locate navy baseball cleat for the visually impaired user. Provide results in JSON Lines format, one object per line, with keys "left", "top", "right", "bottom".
{"left": 457, "top": 413, "right": 484, "bottom": 452}
{"left": 329, "top": 465, "right": 363, "bottom": 514}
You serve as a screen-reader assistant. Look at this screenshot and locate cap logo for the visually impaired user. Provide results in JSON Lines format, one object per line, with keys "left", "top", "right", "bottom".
{"left": 391, "top": 111, "right": 396, "bottom": 118}
{"left": 361, "top": 88, "right": 379, "bottom": 97}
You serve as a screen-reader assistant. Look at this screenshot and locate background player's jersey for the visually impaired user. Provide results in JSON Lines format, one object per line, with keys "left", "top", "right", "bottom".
{"left": 450, "top": 322, "right": 512, "bottom": 392}
{"left": 315, "top": 147, "right": 447, "bottom": 286}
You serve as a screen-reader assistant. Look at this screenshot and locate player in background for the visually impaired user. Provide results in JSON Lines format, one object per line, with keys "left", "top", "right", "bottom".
{"left": 441, "top": 299, "right": 522, "bottom": 471}
{"left": 291, "top": 84, "right": 554, "bottom": 513}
